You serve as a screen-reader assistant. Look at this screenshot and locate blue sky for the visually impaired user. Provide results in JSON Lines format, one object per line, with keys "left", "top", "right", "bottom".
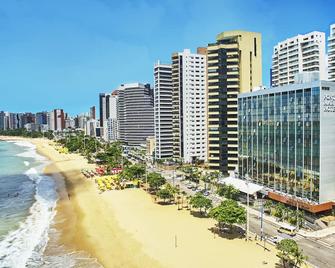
{"left": 0, "top": 0, "right": 334, "bottom": 115}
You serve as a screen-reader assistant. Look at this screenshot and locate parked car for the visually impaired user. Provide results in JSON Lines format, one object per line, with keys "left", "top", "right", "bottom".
{"left": 268, "top": 236, "right": 284, "bottom": 244}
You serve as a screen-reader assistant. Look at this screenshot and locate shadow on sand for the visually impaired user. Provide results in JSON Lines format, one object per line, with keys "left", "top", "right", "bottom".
{"left": 208, "top": 224, "right": 245, "bottom": 240}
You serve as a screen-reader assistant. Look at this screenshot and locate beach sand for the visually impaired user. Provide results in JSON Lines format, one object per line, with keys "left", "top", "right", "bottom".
{"left": 0, "top": 136, "right": 280, "bottom": 268}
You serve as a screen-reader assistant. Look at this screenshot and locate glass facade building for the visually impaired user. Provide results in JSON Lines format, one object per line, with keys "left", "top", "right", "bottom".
{"left": 238, "top": 81, "right": 335, "bottom": 211}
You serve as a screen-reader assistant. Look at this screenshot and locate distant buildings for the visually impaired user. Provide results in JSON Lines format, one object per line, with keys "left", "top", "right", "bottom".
{"left": 328, "top": 24, "right": 335, "bottom": 82}
{"left": 35, "top": 112, "right": 48, "bottom": 125}
{"left": 238, "top": 80, "right": 335, "bottom": 213}
{"left": 48, "top": 109, "right": 65, "bottom": 131}
{"left": 271, "top": 31, "right": 327, "bottom": 87}
{"left": 172, "top": 48, "right": 208, "bottom": 163}
{"left": 207, "top": 31, "right": 262, "bottom": 174}
{"left": 89, "top": 106, "right": 96, "bottom": 120}
{"left": 154, "top": 62, "right": 173, "bottom": 159}
{"left": 117, "top": 83, "right": 154, "bottom": 146}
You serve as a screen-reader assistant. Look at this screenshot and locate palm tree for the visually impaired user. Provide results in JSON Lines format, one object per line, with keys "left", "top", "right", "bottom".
{"left": 293, "top": 249, "right": 307, "bottom": 267}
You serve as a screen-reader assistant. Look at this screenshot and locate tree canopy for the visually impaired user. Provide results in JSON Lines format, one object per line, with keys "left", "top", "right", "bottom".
{"left": 157, "top": 188, "right": 173, "bottom": 203}
{"left": 216, "top": 184, "right": 240, "bottom": 200}
{"left": 276, "top": 238, "right": 307, "bottom": 268}
{"left": 189, "top": 193, "right": 213, "bottom": 214}
{"left": 147, "top": 172, "right": 166, "bottom": 190}
{"left": 209, "top": 199, "right": 246, "bottom": 231}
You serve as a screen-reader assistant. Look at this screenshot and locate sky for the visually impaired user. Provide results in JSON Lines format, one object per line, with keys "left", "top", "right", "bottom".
{"left": 0, "top": 0, "right": 334, "bottom": 115}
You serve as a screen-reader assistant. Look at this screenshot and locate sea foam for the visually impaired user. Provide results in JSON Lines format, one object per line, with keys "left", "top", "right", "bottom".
{"left": 0, "top": 142, "right": 58, "bottom": 268}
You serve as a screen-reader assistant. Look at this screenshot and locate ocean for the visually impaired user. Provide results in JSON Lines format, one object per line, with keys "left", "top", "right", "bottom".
{"left": 0, "top": 140, "right": 103, "bottom": 268}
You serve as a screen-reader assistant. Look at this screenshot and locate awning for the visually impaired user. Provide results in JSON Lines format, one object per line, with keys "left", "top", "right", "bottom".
{"left": 218, "top": 176, "right": 264, "bottom": 195}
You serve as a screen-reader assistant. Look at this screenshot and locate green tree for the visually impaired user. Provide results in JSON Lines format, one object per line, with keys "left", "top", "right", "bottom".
{"left": 147, "top": 172, "right": 166, "bottom": 191}
{"left": 209, "top": 199, "right": 246, "bottom": 232}
{"left": 189, "top": 193, "right": 213, "bottom": 215}
{"left": 276, "top": 239, "right": 299, "bottom": 268}
{"left": 293, "top": 248, "right": 308, "bottom": 268}
{"left": 157, "top": 188, "right": 173, "bottom": 203}
{"left": 216, "top": 184, "right": 240, "bottom": 200}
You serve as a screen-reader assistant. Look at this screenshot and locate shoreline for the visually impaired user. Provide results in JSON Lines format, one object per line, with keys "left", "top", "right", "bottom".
{"left": 0, "top": 136, "right": 280, "bottom": 268}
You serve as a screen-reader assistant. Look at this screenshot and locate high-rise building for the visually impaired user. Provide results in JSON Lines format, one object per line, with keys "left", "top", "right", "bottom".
{"left": 117, "top": 83, "right": 154, "bottom": 146}
{"left": 48, "top": 109, "right": 65, "bottom": 131}
{"left": 89, "top": 106, "right": 96, "bottom": 120}
{"left": 154, "top": 62, "right": 173, "bottom": 159}
{"left": 8, "top": 113, "right": 19, "bottom": 129}
{"left": 207, "top": 31, "right": 262, "bottom": 173}
{"left": 238, "top": 80, "right": 335, "bottom": 213}
{"left": 0, "top": 111, "right": 5, "bottom": 131}
{"left": 35, "top": 112, "right": 48, "bottom": 125}
{"left": 172, "top": 48, "right": 208, "bottom": 163}
{"left": 99, "top": 93, "right": 110, "bottom": 127}
{"left": 328, "top": 24, "right": 335, "bottom": 82}
{"left": 271, "top": 31, "right": 327, "bottom": 87}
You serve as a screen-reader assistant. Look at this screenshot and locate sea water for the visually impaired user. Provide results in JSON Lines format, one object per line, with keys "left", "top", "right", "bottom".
{"left": 0, "top": 141, "right": 57, "bottom": 267}
{"left": 0, "top": 140, "right": 102, "bottom": 268}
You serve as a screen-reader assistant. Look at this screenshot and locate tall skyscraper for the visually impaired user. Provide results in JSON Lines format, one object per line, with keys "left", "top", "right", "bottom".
{"left": 207, "top": 31, "right": 262, "bottom": 173}
{"left": 271, "top": 31, "right": 327, "bottom": 87}
{"left": 35, "top": 112, "right": 48, "bottom": 125}
{"left": 99, "top": 93, "right": 110, "bottom": 127}
{"left": 89, "top": 106, "right": 96, "bottom": 120}
{"left": 48, "top": 109, "right": 65, "bottom": 131}
{"left": 154, "top": 62, "right": 173, "bottom": 159}
{"left": 172, "top": 48, "right": 208, "bottom": 163}
{"left": 328, "top": 24, "right": 335, "bottom": 82}
{"left": 0, "top": 111, "right": 5, "bottom": 131}
{"left": 117, "top": 83, "right": 154, "bottom": 146}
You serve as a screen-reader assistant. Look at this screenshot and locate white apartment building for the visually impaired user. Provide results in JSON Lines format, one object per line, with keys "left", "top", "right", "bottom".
{"left": 99, "top": 92, "right": 118, "bottom": 141}
{"left": 328, "top": 24, "right": 335, "bottom": 82}
{"left": 172, "top": 48, "right": 207, "bottom": 163}
{"left": 154, "top": 62, "right": 173, "bottom": 159}
{"left": 271, "top": 31, "right": 327, "bottom": 87}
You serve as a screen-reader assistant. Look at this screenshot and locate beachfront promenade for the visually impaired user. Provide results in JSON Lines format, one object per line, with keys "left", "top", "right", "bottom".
{"left": 152, "top": 167, "right": 335, "bottom": 268}
{"left": 33, "top": 137, "right": 280, "bottom": 268}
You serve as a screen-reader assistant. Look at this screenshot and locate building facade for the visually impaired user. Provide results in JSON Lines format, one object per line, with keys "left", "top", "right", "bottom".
{"left": 48, "top": 109, "right": 65, "bottom": 131}
{"left": 117, "top": 83, "right": 154, "bottom": 146}
{"left": 328, "top": 24, "right": 335, "bottom": 82}
{"left": 238, "top": 80, "right": 335, "bottom": 212}
{"left": 172, "top": 48, "right": 208, "bottom": 163}
{"left": 271, "top": 31, "right": 327, "bottom": 87}
{"left": 154, "top": 62, "right": 173, "bottom": 159}
{"left": 207, "top": 31, "right": 262, "bottom": 173}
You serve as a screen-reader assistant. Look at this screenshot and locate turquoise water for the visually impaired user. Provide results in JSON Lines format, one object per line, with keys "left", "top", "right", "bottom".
{"left": 0, "top": 140, "right": 102, "bottom": 268}
{"left": 0, "top": 141, "right": 36, "bottom": 239}
{"left": 0, "top": 140, "right": 58, "bottom": 267}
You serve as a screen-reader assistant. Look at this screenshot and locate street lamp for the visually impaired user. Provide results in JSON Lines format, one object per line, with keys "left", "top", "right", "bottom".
{"left": 245, "top": 173, "right": 250, "bottom": 241}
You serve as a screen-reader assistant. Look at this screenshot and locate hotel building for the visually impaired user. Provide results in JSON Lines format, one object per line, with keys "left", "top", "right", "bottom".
{"left": 238, "top": 80, "right": 335, "bottom": 212}
{"left": 271, "top": 31, "right": 327, "bottom": 87}
{"left": 328, "top": 24, "right": 335, "bottom": 82}
{"left": 172, "top": 48, "right": 207, "bottom": 163}
{"left": 48, "top": 109, "right": 65, "bottom": 131}
{"left": 117, "top": 83, "right": 154, "bottom": 146}
{"left": 154, "top": 62, "right": 173, "bottom": 159}
{"left": 207, "top": 31, "right": 262, "bottom": 173}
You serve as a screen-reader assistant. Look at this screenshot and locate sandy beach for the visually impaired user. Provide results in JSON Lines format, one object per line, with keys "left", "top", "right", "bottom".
{"left": 0, "top": 136, "right": 280, "bottom": 268}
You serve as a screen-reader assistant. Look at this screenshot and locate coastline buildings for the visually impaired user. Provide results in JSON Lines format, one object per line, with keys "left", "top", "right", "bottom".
{"left": 117, "top": 83, "right": 154, "bottom": 146}
{"left": 89, "top": 106, "right": 96, "bottom": 120}
{"left": 99, "top": 92, "right": 118, "bottom": 141}
{"left": 238, "top": 80, "right": 335, "bottom": 213}
{"left": 172, "top": 48, "right": 208, "bottom": 163}
{"left": 271, "top": 31, "right": 327, "bottom": 87}
{"left": 48, "top": 109, "right": 65, "bottom": 131}
{"left": 328, "top": 24, "right": 335, "bottom": 82}
{"left": 207, "top": 31, "right": 262, "bottom": 174}
{"left": 154, "top": 62, "right": 173, "bottom": 159}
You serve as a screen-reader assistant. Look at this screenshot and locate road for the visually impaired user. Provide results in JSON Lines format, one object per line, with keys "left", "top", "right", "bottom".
{"left": 151, "top": 167, "right": 335, "bottom": 268}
